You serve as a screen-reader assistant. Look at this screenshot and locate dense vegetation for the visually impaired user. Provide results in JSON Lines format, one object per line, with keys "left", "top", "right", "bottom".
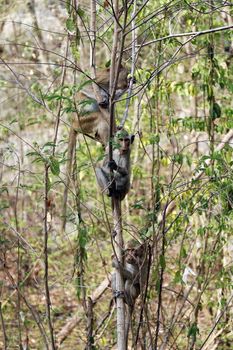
{"left": 0, "top": 0, "right": 233, "bottom": 349}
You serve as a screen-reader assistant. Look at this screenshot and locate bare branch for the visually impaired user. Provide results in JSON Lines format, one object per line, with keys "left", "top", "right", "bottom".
{"left": 129, "top": 24, "right": 233, "bottom": 50}
{"left": 56, "top": 275, "right": 111, "bottom": 347}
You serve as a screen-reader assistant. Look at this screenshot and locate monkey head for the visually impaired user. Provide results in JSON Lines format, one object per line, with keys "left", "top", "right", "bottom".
{"left": 95, "top": 65, "right": 132, "bottom": 99}
{"left": 114, "top": 129, "right": 135, "bottom": 155}
{"left": 124, "top": 239, "right": 145, "bottom": 265}
{"left": 117, "top": 65, "right": 130, "bottom": 90}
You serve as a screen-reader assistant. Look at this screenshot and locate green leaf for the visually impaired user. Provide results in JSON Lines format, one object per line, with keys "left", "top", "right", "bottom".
{"left": 159, "top": 255, "right": 166, "bottom": 269}
{"left": 188, "top": 323, "right": 199, "bottom": 339}
{"left": 149, "top": 134, "right": 160, "bottom": 144}
{"left": 32, "top": 157, "right": 44, "bottom": 164}
{"left": 75, "top": 27, "right": 81, "bottom": 45}
{"left": 66, "top": 0, "right": 71, "bottom": 14}
{"left": 46, "top": 94, "right": 62, "bottom": 101}
{"left": 210, "top": 102, "right": 221, "bottom": 120}
{"left": 9, "top": 119, "right": 17, "bottom": 125}
{"left": 105, "top": 60, "right": 111, "bottom": 68}
{"left": 26, "top": 151, "right": 40, "bottom": 157}
{"left": 155, "top": 279, "right": 160, "bottom": 292}
{"left": 181, "top": 246, "right": 187, "bottom": 258}
{"left": 77, "top": 6, "right": 85, "bottom": 18}
{"left": 66, "top": 18, "right": 75, "bottom": 33}
{"left": 197, "top": 227, "right": 205, "bottom": 236}
{"left": 78, "top": 98, "right": 96, "bottom": 106}
{"left": 132, "top": 200, "right": 145, "bottom": 209}
{"left": 49, "top": 156, "right": 60, "bottom": 176}
{"left": 42, "top": 142, "right": 56, "bottom": 149}
{"left": 76, "top": 79, "right": 92, "bottom": 93}
{"left": 173, "top": 270, "right": 182, "bottom": 284}
{"left": 63, "top": 106, "right": 76, "bottom": 113}
{"left": 75, "top": 276, "right": 82, "bottom": 299}
{"left": 172, "top": 154, "right": 183, "bottom": 165}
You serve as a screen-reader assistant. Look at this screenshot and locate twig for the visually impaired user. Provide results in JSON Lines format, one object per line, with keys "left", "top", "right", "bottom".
{"left": 199, "top": 293, "right": 233, "bottom": 350}
{"left": 112, "top": 199, "right": 126, "bottom": 350}
{"left": 59, "top": 39, "right": 72, "bottom": 231}
{"left": 108, "top": 1, "right": 128, "bottom": 349}
{"left": 94, "top": 299, "right": 114, "bottom": 338}
{"left": 135, "top": 244, "right": 152, "bottom": 346}
{"left": 52, "top": 38, "right": 69, "bottom": 156}
{"left": 0, "top": 56, "right": 45, "bottom": 106}
{"left": 166, "top": 128, "right": 233, "bottom": 215}
{"left": 44, "top": 164, "right": 56, "bottom": 349}
{"left": 154, "top": 200, "right": 169, "bottom": 350}
{"left": 0, "top": 301, "right": 8, "bottom": 350}
{"left": 3, "top": 265, "right": 49, "bottom": 349}
{"left": 127, "top": 24, "right": 233, "bottom": 50}
{"left": 120, "top": 0, "right": 137, "bottom": 128}
{"left": 8, "top": 147, "right": 24, "bottom": 347}
{"left": 90, "top": 0, "right": 114, "bottom": 130}
{"left": 56, "top": 275, "right": 111, "bottom": 347}
{"left": 86, "top": 297, "right": 94, "bottom": 350}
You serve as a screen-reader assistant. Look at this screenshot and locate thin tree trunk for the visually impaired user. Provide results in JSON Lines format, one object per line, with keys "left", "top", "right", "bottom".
{"left": 108, "top": 0, "right": 126, "bottom": 347}
{"left": 0, "top": 301, "right": 8, "bottom": 350}
{"left": 86, "top": 297, "right": 94, "bottom": 349}
{"left": 44, "top": 164, "right": 56, "bottom": 350}
{"left": 112, "top": 198, "right": 126, "bottom": 350}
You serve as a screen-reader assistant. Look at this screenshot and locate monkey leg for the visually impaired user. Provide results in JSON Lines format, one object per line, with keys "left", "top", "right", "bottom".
{"left": 95, "top": 167, "right": 112, "bottom": 196}
{"left": 96, "top": 119, "right": 110, "bottom": 146}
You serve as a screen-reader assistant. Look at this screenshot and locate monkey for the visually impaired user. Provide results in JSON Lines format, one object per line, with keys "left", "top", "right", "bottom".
{"left": 62, "top": 66, "right": 131, "bottom": 230}
{"left": 72, "top": 65, "right": 130, "bottom": 145}
{"left": 112, "top": 240, "right": 148, "bottom": 307}
{"left": 95, "top": 128, "right": 134, "bottom": 201}
{"left": 111, "top": 240, "right": 149, "bottom": 346}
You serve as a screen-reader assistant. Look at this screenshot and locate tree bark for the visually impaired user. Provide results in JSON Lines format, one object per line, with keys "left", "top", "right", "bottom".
{"left": 112, "top": 199, "right": 126, "bottom": 350}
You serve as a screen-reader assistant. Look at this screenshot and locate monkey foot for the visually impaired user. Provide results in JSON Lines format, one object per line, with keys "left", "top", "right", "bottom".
{"left": 112, "top": 230, "right": 117, "bottom": 238}
{"left": 113, "top": 290, "right": 125, "bottom": 299}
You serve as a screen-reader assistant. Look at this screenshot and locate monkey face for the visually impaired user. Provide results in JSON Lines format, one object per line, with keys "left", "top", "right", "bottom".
{"left": 125, "top": 251, "right": 136, "bottom": 264}
{"left": 125, "top": 242, "right": 146, "bottom": 265}
{"left": 125, "top": 248, "right": 140, "bottom": 265}
{"left": 119, "top": 137, "right": 131, "bottom": 155}
{"left": 115, "top": 129, "right": 135, "bottom": 154}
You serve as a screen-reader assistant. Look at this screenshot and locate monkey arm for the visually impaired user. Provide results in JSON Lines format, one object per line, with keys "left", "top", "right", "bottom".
{"left": 115, "top": 166, "right": 128, "bottom": 176}
{"left": 108, "top": 160, "right": 117, "bottom": 171}
{"left": 114, "top": 156, "right": 130, "bottom": 176}
{"left": 111, "top": 258, "right": 141, "bottom": 309}
{"left": 112, "top": 261, "right": 138, "bottom": 307}
{"left": 98, "top": 87, "right": 109, "bottom": 108}
{"left": 112, "top": 258, "right": 134, "bottom": 281}
{"left": 107, "top": 160, "right": 128, "bottom": 176}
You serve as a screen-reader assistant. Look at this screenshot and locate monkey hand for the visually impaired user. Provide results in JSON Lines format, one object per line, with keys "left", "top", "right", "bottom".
{"left": 131, "top": 76, "right": 137, "bottom": 84}
{"left": 108, "top": 160, "right": 117, "bottom": 171}
{"left": 98, "top": 98, "right": 109, "bottom": 109}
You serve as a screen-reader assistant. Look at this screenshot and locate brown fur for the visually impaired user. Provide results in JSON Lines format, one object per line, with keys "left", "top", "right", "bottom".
{"left": 62, "top": 66, "right": 129, "bottom": 230}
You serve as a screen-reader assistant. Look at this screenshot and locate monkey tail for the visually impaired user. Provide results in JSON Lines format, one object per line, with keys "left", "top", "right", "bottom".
{"left": 62, "top": 126, "right": 77, "bottom": 231}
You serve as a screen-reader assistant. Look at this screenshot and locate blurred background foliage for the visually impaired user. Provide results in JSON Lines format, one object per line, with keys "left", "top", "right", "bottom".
{"left": 0, "top": 0, "right": 233, "bottom": 349}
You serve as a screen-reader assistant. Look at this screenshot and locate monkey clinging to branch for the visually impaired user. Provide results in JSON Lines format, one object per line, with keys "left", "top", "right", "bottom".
{"left": 112, "top": 240, "right": 149, "bottom": 307}
{"left": 72, "top": 65, "right": 130, "bottom": 146}
{"left": 62, "top": 66, "right": 131, "bottom": 229}
{"left": 95, "top": 129, "right": 134, "bottom": 200}
{"left": 111, "top": 240, "right": 149, "bottom": 343}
